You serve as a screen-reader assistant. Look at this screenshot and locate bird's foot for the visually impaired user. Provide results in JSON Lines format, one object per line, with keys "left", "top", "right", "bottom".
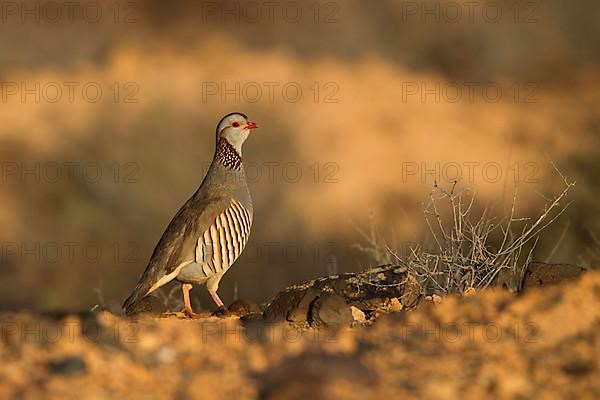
{"left": 184, "top": 307, "right": 201, "bottom": 319}
{"left": 181, "top": 283, "right": 201, "bottom": 318}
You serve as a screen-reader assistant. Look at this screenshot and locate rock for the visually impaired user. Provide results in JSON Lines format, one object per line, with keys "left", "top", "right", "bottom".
{"left": 263, "top": 288, "right": 320, "bottom": 324}
{"left": 493, "top": 269, "right": 521, "bottom": 293}
{"left": 425, "top": 294, "right": 443, "bottom": 304}
{"left": 263, "top": 265, "right": 422, "bottom": 326}
{"left": 309, "top": 293, "right": 353, "bottom": 328}
{"left": 48, "top": 356, "right": 87, "bottom": 375}
{"left": 493, "top": 262, "right": 586, "bottom": 293}
{"left": 399, "top": 273, "right": 422, "bottom": 308}
{"left": 388, "top": 298, "right": 403, "bottom": 312}
{"left": 522, "top": 262, "right": 586, "bottom": 289}
{"left": 350, "top": 306, "right": 366, "bottom": 323}
{"left": 228, "top": 299, "right": 262, "bottom": 316}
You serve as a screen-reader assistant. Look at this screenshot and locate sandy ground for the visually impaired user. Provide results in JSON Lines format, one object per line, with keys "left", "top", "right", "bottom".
{"left": 1, "top": 271, "right": 599, "bottom": 400}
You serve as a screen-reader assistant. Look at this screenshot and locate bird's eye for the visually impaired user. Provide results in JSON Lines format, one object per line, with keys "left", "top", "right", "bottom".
{"left": 232, "top": 122, "right": 240, "bottom": 128}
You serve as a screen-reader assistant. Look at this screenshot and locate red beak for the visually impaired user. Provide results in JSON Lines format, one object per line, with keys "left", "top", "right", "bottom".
{"left": 246, "top": 121, "right": 259, "bottom": 130}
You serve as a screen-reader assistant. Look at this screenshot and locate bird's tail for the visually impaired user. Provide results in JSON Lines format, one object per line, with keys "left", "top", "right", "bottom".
{"left": 122, "top": 280, "right": 153, "bottom": 315}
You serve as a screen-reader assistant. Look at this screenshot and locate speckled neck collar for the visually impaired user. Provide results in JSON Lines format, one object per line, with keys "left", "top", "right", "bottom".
{"left": 215, "top": 138, "right": 242, "bottom": 170}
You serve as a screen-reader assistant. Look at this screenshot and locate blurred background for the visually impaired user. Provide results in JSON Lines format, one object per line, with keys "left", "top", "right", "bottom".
{"left": 0, "top": 0, "right": 598, "bottom": 311}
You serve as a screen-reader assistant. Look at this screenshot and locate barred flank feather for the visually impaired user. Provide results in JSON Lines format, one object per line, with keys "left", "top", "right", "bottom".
{"left": 198, "top": 200, "right": 252, "bottom": 276}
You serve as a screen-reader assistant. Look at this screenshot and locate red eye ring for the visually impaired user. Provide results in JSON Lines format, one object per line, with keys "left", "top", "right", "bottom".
{"left": 232, "top": 122, "right": 240, "bottom": 127}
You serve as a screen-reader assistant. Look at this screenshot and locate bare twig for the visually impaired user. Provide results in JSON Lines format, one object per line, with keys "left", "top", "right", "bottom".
{"left": 356, "top": 162, "right": 574, "bottom": 296}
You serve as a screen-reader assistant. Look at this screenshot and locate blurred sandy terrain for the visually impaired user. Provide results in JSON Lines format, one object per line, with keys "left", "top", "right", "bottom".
{"left": 0, "top": 271, "right": 598, "bottom": 399}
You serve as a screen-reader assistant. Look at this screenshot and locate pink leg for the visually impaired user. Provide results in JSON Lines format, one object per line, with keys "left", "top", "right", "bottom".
{"left": 181, "top": 283, "right": 197, "bottom": 318}
{"left": 208, "top": 289, "right": 227, "bottom": 312}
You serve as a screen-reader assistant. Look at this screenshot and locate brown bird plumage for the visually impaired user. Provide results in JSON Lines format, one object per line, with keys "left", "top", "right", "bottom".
{"left": 123, "top": 112, "right": 257, "bottom": 316}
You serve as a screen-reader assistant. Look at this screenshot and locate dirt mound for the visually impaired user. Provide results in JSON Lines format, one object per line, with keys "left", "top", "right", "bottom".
{"left": 1, "top": 270, "right": 599, "bottom": 399}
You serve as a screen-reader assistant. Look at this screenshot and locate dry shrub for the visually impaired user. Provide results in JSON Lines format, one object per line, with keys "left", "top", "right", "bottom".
{"left": 356, "top": 162, "right": 575, "bottom": 295}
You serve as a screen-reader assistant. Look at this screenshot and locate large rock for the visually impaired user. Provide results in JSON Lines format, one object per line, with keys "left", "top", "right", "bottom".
{"left": 522, "top": 262, "right": 586, "bottom": 288}
{"left": 309, "top": 293, "right": 353, "bottom": 328}
{"left": 494, "top": 262, "right": 586, "bottom": 292}
{"left": 263, "top": 265, "right": 422, "bottom": 326}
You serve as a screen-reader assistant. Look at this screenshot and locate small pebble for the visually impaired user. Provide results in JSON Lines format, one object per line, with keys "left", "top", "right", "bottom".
{"left": 48, "top": 356, "right": 87, "bottom": 376}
